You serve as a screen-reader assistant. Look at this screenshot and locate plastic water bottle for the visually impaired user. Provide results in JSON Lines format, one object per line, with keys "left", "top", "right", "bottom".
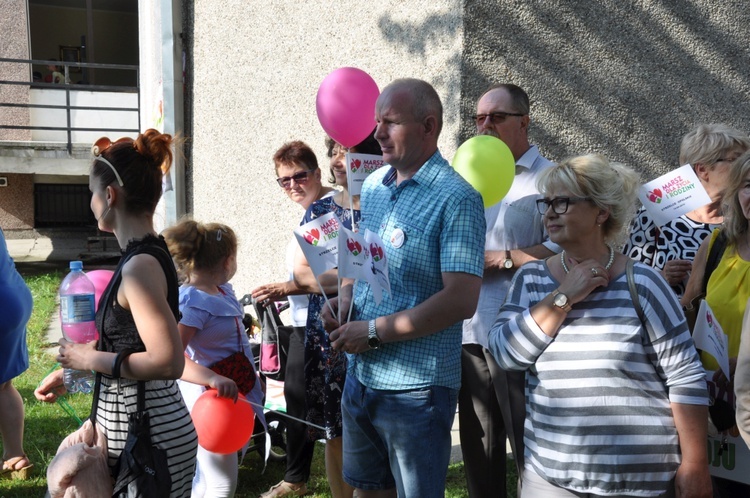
{"left": 59, "top": 261, "right": 98, "bottom": 394}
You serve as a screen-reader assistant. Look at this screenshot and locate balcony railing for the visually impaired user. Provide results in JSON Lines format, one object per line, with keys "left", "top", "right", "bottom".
{"left": 0, "top": 58, "right": 140, "bottom": 154}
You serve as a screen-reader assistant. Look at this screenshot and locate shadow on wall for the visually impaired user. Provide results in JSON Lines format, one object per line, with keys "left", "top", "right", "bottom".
{"left": 382, "top": 1, "right": 750, "bottom": 179}
{"left": 377, "top": 12, "right": 463, "bottom": 144}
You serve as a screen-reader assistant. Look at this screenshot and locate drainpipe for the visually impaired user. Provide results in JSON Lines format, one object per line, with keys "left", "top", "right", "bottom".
{"left": 138, "top": 0, "right": 185, "bottom": 232}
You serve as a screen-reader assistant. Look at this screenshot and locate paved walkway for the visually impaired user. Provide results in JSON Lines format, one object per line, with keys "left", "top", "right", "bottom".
{"left": 7, "top": 236, "right": 120, "bottom": 263}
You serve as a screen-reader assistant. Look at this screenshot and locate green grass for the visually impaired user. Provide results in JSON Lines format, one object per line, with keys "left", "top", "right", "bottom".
{"left": 2, "top": 266, "right": 518, "bottom": 497}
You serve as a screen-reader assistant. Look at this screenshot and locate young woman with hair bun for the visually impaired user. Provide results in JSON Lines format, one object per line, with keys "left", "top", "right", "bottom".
{"left": 164, "top": 218, "right": 265, "bottom": 497}
{"left": 49, "top": 129, "right": 199, "bottom": 497}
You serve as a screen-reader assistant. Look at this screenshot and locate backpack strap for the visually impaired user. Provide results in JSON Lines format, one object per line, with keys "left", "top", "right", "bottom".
{"left": 701, "top": 230, "right": 728, "bottom": 295}
{"left": 626, "top": 258, "right": 645, "bottom": 325}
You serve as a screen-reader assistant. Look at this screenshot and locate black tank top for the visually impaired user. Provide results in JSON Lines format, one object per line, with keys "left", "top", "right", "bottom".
{"left": 95, "top": 234, "right": 179, "bottom": 354}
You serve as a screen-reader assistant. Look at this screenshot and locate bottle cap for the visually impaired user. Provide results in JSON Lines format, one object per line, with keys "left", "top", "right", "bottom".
{"left": 69, "top": 260, "right": 83, "bottom": 271}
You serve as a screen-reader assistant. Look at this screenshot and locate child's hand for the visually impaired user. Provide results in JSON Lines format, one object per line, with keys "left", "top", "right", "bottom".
{"left": 209, "top": 374, "right": 239, "bottom": 402}
{"left": 34, "top": 368, "right": 67, "bottom": 403}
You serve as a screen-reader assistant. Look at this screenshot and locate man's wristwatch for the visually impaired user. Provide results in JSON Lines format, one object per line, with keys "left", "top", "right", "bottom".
{"left": 551, "top": 289, "right": 572, "bottom": 313}
{"left": 502, "top": 250, "right": 514, "bottom": 270}
{"left": 367, "top": 319, "right": 381, "bottom": 349}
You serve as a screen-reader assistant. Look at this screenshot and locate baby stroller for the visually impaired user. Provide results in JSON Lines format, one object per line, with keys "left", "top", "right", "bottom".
{"left": 239, "top": 294, "right": 292, "bottom": 463}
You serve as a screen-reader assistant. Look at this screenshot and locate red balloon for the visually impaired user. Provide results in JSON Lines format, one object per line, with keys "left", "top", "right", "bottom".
{"left": 86, "top": 270, "right": 114, "bottom": 311}
{"left": 192, "top": 390, "right": 255, "bottom": 454}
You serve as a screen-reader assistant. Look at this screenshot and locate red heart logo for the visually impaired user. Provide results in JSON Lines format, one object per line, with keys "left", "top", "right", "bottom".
{"left": 370, "top": 243, "right": 384, "bottom": 261}
{"left": 304, "top": 229, "right": 320, "bottom": 245}
{"left": 647, "top": 189, "right": 663, "bottom": 204}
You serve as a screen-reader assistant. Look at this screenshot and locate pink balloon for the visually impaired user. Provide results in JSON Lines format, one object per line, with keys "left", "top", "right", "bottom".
{"left": 316, "top": 67, "right": 380, "bottom": 148}
{"left": 86, "top": 270, "right": 114, "bottom": 311}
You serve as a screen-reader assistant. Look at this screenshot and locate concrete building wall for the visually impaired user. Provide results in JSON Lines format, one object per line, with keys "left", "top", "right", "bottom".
{"left": 0, "top": 173, "right": 34, "bottom": 229}
{"left": 185, "top": 0, "right": 750, "bottom": 295}
{"left": 460, "top": 0, "right": 750, "bottom": 176}
{"left": 186, "top": 0, "right": 464, "bottom": 294}
{"left": 0, "top": 0, "right": 31, "bottom": 141}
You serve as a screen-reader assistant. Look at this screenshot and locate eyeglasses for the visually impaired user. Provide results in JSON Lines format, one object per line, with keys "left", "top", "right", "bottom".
{"left": 276, "top": 170, "right": 314, "bottom": 189}
{"left": 471, "top": 111, "right": 525, "bottom": 126}
{"left": 536, "top": 197, "right": 592, "bottom": 215}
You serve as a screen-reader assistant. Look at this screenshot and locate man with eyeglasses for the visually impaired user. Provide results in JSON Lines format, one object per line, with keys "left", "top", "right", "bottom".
{"left": 460, "top": 83, "right": 560, "bottom": 498}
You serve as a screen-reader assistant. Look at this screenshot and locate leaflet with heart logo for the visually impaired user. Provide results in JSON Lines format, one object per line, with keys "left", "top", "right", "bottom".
{"left": 637, "top": 164, "right": 711, "bottom": 226}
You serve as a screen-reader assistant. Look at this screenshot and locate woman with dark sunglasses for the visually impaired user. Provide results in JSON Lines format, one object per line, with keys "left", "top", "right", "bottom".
{"left": 489, "top": 154, "right": 710, "bottom": 498}
{"left": 254, "top": 141, "right": 334, "bottom": 498}
{"left": 291, "top": 131, "right": 380, "bottom": 498}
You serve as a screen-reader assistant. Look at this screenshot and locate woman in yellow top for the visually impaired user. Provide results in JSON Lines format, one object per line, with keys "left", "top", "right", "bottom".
{"left": 682, "top": 150, "right": 750, "bottom": 497}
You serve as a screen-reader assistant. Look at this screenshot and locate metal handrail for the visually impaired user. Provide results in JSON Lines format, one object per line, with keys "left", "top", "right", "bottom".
{"left": 0, "top": 57, "right": 140, "bottom": 154}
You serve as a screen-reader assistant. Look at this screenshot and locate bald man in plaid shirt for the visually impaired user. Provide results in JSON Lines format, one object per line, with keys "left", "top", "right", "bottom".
{"left": 324, "top": 78, "right": 486, "bottom": 498}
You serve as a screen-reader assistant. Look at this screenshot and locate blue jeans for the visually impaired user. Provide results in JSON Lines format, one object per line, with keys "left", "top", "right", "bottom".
{"left": 341, "top": 375, "right": 458, "bottom": 497}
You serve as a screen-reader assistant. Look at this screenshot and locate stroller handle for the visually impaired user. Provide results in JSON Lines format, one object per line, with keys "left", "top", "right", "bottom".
{"left": 239, "top": 294, "right": 290, "bottom": 314}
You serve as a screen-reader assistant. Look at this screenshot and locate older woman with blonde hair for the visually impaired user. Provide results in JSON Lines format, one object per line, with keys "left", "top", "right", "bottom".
{"left": 624, "top": 124, "right": 750, "bottom": 297}
{"left": 489, "top": 154, "right": 711, "bottom": 498}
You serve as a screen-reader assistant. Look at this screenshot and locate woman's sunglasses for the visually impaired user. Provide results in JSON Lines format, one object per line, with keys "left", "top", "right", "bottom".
{"left": 276, "top": 170, "right": 314, "bottom": 189}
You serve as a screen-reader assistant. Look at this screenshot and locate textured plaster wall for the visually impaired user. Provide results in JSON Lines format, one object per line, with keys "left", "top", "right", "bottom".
{"left": 461, "top": 0, "right": 750, "bottom": 177}
{"left": 186, "top": 0, "right": 750, "bottom": 294}
{"left": 187, "top": 0, "right": 463, "bottom": 294}
{"left": 0, "top": 0, "right": 31, "bottom": 141}
{"left": 0, "top": 174, "right": 34, "bottom": 230}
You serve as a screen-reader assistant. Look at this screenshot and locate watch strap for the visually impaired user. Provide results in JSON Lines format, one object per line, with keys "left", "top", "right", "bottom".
{"left": 368, "top": 319, "right": 380, "bottom": 349}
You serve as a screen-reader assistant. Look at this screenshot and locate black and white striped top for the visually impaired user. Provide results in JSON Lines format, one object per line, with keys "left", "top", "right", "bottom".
{"left": 488, "top": 260, "right": 708, "bottom": 497}
{"left": 95, "top": 235, "right": 198, "bottom": 496}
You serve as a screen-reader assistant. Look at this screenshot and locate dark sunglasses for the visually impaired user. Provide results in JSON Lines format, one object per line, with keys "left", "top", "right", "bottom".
{"left": 276, "top": 170, "right": 314, "bottom": 189}
{"left": 471, "top": 111, "right": 525, "bottom": 126}
{"left": 535, "top": 196, "right": 592, "bottom": 215}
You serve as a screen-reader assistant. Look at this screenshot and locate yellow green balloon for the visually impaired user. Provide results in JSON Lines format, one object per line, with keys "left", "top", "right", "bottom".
{"left": 452, "top": 135, "right": 515, "bottom": 207}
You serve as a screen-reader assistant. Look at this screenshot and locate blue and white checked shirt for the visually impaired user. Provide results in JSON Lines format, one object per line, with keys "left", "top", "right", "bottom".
{"left": 350, "top": 150, "right": 486, "bottom": 390}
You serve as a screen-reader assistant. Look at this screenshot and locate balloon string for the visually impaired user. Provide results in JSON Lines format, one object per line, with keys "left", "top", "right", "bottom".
{"left": 237, "top": 396, "right": 328, "bottom": 432}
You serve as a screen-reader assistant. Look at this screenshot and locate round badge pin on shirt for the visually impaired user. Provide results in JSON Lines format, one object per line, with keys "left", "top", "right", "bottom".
{"left": 390, "top": 228, "right": 405, "bottom": 248}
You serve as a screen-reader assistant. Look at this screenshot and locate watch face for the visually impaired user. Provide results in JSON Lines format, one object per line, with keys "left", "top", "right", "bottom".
{"left": 503, "top": 258, "right": 513, "bottom": 269}
{"left": 368, "top": 336, "right": 380, "bottom": 349}
{"left": 554, "top": 292, "right": 569, "bottom": 307}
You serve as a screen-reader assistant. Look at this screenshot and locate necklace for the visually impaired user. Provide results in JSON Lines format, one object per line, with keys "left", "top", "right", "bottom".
{"left": 561, "top": 244, "right": 615, "bottom": 274}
